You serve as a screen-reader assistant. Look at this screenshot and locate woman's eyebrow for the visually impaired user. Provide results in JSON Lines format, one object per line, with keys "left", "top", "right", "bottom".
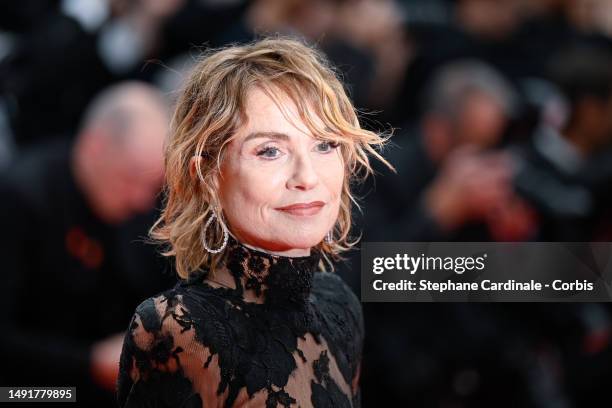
{"left": 243, "top": 131, "right": 290, "bottom": 142}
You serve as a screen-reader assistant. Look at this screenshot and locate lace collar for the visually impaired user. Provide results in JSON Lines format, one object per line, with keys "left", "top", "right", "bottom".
{"left": 184, "top": 235, "right": 322, "bottom": 307}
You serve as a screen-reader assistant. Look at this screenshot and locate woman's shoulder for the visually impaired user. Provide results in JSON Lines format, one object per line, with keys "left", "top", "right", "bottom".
{"left": 127, "top": 286, "right": 188, "bottom": 342}
{"left": 312, "top": 271, "right": 360, "bottom": 307}
{"left": 130, "top": 277, "right": 224, "bottom": 329}
{"left": 118, "top": 285, "right": 216, "bottom": 408}
{"left": 311, "top": 271, "right": 364, "bottom": 333}
{"left": 310, "top": 270, "right": 364, "bottom": 392}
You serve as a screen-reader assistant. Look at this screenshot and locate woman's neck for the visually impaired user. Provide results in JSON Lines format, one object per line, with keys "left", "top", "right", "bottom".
{"left": 204, "top": 235, "right": 320, "bottom": 306}
{"left": 230, "top": 230, "right": 312, "bottom": 257}
{"left": 242, "top": 241, "right": 311, "bottom": 257}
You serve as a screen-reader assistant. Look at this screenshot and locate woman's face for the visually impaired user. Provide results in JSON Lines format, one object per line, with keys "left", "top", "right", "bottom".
{"left": 218, "top": 87, "right": 344, "bottom": 256}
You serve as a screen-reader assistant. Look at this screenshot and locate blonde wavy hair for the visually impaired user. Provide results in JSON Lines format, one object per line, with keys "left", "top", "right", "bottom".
{"left": 151, "top": 37, "right": 393, "bottom": 279}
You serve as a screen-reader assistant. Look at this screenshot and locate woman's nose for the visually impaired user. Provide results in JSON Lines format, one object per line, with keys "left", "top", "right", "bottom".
{"left": 287, "top": 153, "right": 319, "bottom": 191}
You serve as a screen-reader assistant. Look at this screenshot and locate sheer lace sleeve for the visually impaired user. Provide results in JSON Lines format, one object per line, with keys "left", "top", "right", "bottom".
{"left": 116, "top": 290, "right": 223, "bottom": 407}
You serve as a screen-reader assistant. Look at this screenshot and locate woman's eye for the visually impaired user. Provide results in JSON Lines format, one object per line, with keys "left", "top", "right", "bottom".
{"left": 256, "top": 146, "right": 282, "bottom": 159}
{"left": 316, "top": 141, "right": 339, "bottom": 153}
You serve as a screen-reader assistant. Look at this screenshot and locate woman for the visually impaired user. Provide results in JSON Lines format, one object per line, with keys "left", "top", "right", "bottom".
{"left": 116, "top": 37, "right": 391, "bottom": 408}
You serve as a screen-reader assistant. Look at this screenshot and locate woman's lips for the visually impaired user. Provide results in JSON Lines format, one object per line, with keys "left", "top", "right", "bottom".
{"left": 276, "top": 201, "right": 325, "bottom": 216}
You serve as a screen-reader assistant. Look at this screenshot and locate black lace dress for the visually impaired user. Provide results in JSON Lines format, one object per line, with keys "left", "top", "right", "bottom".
{"left": 116, "top": 237, "right": 364, "bottom": 407}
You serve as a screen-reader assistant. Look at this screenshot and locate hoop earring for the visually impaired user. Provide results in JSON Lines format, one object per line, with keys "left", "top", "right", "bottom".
{"left": 201, "top": 212, "right": 229, "bottom": 254}
{"left": 324, "top": 230, "right": 333, "bottom": 244}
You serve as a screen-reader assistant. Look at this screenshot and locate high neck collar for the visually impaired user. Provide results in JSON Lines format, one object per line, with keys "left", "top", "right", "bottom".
{"left": 210, "top": 235, "right": 321, "bottom": 307}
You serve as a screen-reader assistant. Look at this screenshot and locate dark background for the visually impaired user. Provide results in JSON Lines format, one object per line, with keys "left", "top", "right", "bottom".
{"left": 2, "top": 0, "right": 612, "bottom": 406}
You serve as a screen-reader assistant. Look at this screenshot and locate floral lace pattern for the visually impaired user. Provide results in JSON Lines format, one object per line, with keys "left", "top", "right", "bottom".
{"left": 117, "top": 236, "right": 364, "bottom": 407}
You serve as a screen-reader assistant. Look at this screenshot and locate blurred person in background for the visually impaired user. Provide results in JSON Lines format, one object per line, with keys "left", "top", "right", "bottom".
{"left": 0, "top": 0, "right": 244, "bottom": 148}
{"left": 345, "top": 60, "right": 537, "bottom": 406}
{"left": 390, "top": 0, "right": 592, "bottom": 126}
{"left": 337, "top": 58, "right": 535, "bottom": 329}
{"left": 363, "top": 59, "right": 535, "bottom": 243}
{"left": 338, "top": 60, "right": 540, "bottom": 407}
{"left": 0, "top": 81, "right": 174, "bottom": 407}
{"left": 512, "top": 45, "right": 612, "bottom": 241}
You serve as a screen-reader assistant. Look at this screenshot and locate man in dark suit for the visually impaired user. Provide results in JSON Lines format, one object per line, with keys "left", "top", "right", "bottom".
{"left": 0, "top": 81, "right": 175, "bottom": 407}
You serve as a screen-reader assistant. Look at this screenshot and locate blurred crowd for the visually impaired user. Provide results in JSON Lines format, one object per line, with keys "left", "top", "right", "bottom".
{"left": 2, "top": 0, "right": 612, "bottom": 407}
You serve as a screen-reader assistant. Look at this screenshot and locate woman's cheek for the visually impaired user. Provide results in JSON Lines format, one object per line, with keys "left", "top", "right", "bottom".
{"left": 327, "top": 164, "right": 344, "bottom": 201}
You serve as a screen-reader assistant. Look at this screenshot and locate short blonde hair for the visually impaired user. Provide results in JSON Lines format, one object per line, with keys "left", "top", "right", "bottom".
{"left": 151, "top": 37, "right": 392, "bottom": 279}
